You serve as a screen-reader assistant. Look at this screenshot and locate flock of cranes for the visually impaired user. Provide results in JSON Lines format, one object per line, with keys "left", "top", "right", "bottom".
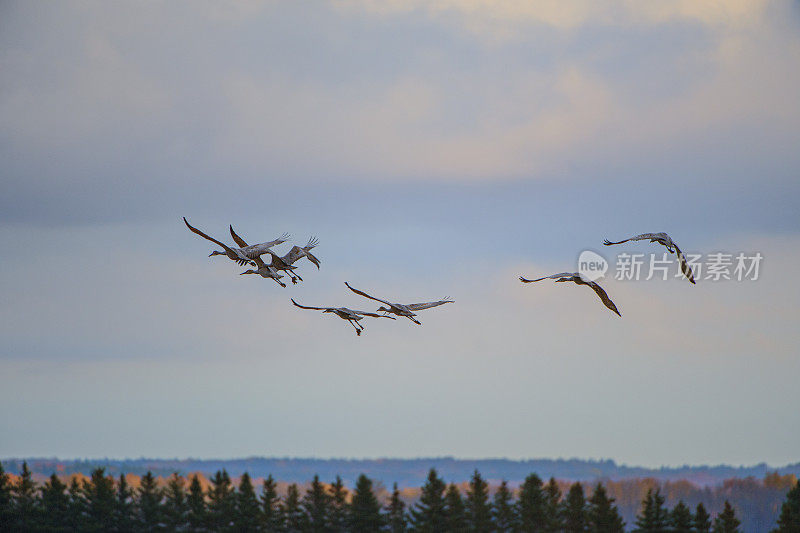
{"left": 183, "top": 218, "right": 454, "bottom": 335}
{"left": 521, "top": 232, "right": 696, "bottom": 317}
{"left": 185, "top": 219, "right": 694, "bottom": 331}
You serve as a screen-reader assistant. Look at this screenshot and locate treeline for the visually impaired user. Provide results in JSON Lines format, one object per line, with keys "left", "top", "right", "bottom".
{"left": 1, "top": 462, "right": 799, "bottom": 532}
{"left": 11, "top": 458, "right": 800, "bottom": 488}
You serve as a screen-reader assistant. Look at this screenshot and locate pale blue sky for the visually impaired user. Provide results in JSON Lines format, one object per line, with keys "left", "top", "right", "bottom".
{"left": 1, "top": 0, "right": 799, "bottom": 467}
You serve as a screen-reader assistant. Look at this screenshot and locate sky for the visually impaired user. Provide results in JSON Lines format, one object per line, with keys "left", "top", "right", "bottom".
{"left": 1, "top": 0, "right": 799, "bottom": 468}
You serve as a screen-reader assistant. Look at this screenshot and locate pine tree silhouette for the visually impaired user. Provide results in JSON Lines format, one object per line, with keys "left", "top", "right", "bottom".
{"left": 443, "top": 483, "right": 467, "bottom": 531}
{"left": 385, "top": 482, "right": 407, "bottom": 533}
{"left": 0, "top": 463, "right": 11, "bottom": 530}
{"left": 349, "top": 474, "right": 383, "bottom": 532}
{"left": 544, "top": 477, "right": 563, "bottom": 532}
{"left": 466, "top": 469, "right": 493, "bottom": 532}
{"left": 712, "top": 501, "right": 741, "bottom": 533}
{"left": 670, "top": 500, "right": 694, "bottom": 533}
{"left": 136, "top": 471, "right": 164, "bottom": 532}
{"left": 83, "top": 468, "right": 116, "bottom": 531}
{"left": 67, "top": 477, "right": 87, "bottom": 531}
{"left": 283, "top": 483, "right": 306, "bottom": 533}
{"left": 12, "top": 461, "right": 37, "bottom": 530}
{"left": 40, "top": 473, "right": 70, "bottom": 532}
{"left": 774, "top": 479, "right": 800, "bottom": 533}
{"left": 114, "top": 474, "right": 136, "bottom": 532}
{"left": 163, "top": 472, "right": 189, "bottom": 531}
{"left": 518, "top": 473, "right": 548, "bottom": 532}
{"left": 635, "top": 488, "right": 669, "bottom": 532}
{"left": 493, "top": 480, "right": 519, "bottom": 532}
{"left": 695, "top": 502, "right": 712, "bottom": 533}
{"left": 261, "top": 474, "right": 283, "bottom": 532}
{"left": 302, "top": 474, "right": 331, "bottom": 532}
{"left": 187, "top": 474, "right": 207, "bottom": 531}
{"left": 329, "top": 475, "right": 349, "bottom": 533}
{"left": 587, "top": 482, "right": 625, "bottom": 533}
{"left": 208, "top": 470, "right": 236, "bottom": 531}
{"left": 409, "top": 468, "right": 447, "bottom": 532}
{"left": 236, "top": 472, "right": 261, "bottom": 531}
{"left": 562, "top": 482, "right": 587, "bottom": 533}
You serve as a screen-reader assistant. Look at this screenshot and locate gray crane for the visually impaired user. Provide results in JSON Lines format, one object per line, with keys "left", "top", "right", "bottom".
{"left": 214, "top": 225, "right": 289, "bottom": 265}
{"left": 344, "top": 282, "right": 454, "bottom": 325}
{"left": 291, "top": 299, "right": 395, "bottom": 336}
{"left": 183, "top": 217, "right": 255, "bottom": 266}
{"left": 519, "top": 272, "right": 621, "bottom": 317}
{"left": 603, "top": 232, "right": 695, "bottom": 283}
{"left": 262, "top": 237, "right": 321, "bottom": 284}
{"left": 239, "top": 255, "right": 287, "bottom": 287}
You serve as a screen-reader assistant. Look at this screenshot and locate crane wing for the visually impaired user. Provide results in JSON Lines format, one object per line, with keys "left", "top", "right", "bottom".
{"left": 304, "top": 250, "right": 321, "bottom": 269}
{"left": 672, "top": 243, "right": 696, "bottom": 284}
{"left": 603, "top": 233, "right": 666, "bottom": 246}
{"left": 586, "top": 281, "right": 621, "bottom": 317}
{"left": 291, "top": 299, "right": 331, "bottom": 312}
{"left": 229, "top": 225, "right": 249, "bottom": 248}
{"left": 519, "top": 272, "right": 575, "bottom": 283}
{"left": 351, "top": 310, "right": 397, "bottom": 319}
{"left": 282, "top": 246, "right": 307, "bottom": 265}
{"left": 282, "top": 238, "right": 319, "bottom": 265}
{"left": 344, "top": 282, "right": 395, "bottom": 307}
{"left": 406, "top": 299, "right": 454, "bottom": 311}
{"left": 184, "top": 217, "right": 236, "bottom": 254}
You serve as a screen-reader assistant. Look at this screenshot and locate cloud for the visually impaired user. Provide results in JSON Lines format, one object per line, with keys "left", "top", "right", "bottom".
{"left": 1, "top": 0, "right": 797, "bottom": 211}
{"left": 335, "top": 0, "right": 770, "bottom": 35}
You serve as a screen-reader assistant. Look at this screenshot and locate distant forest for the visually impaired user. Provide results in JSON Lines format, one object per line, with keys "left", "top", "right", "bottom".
{"left": 2, "top": 460, "right": 799, "bottom": 532}
{"left": 9, "top": 457, "right": 800, "bottom": 488}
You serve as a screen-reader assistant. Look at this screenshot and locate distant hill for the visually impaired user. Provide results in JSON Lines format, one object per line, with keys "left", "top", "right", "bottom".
{"left": 5, "top": 456, "right": 799, "bottom": 488}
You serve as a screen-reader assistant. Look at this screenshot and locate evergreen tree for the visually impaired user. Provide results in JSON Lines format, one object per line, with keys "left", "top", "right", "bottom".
{"left": 261, "top": 474, "right": 283, "bottom": 532}
{"left": 466, "top": 469, "right": 493, "bottom": 532}
{"left": 329, "top": 476, "right": 349, "bottom": 533}
{"left": 562, "top": 482, "right": 587, "bottom": 533}
{"left": 634, "top": 488, "right": 669, "bottom": 532}
{"left": 163, "top": 472, "right": 189, "bottom": 531}
{"left": 12, "top": 461, "right": 38, "bottom": 530}
{"left": 518, "top": 473, "right": 548, "bottom": 532}
{"left": 443, "top": 484, "right": 467, "bottom": 532}
{"left": 0, "top": 463, "right": 12, "bottom": 531}
{"left": 115, "top": 474, "right": 136, "bottom": 532}
{"left": 544, "top": 477, "right": 563, "bottom": 532}
{"left": 283, "top": 483, "right": 305, "bottom": 533}
{"left": 236, "top": 472, "right": 261, "bottom": 532}
{"left": 349, "top": 474, "right": 383, "bottom": 532}
{"left": 587, "top": 483, "right": 624, "bottom": 533}
{"left": 67, "top": 477, "right": 88, "bottom": 531}
{"left": 670, "top": 500, "right": 694, "bottom": 533}
{"left": 207, "top": 470, "right": 235, "bottom": 531}
{"left": 695, "top": 503, "right": 712, "bottom": 533}
{"left": 39, "top": 473, "right": 70, "bottom": 533}
{"left": 83, "top": 467, "right": 116, "bottom": 531}
{"left": 774, "top": 480, "right": 800, "bottom": 533}
{"left": 409, "top": 468, "right": 447, "bottom": 533}
{"left": 385, "top": 482, "right": 407, "bottom": 533}
{"left": 493, "top": 480, "right": 518, "bottom": 532}
{"left": 187, "top": 474, "right": 207, "bottom": 532}
{"left": 712, "top": 501, "right": 741, "bottom": 533}
{"left": 137, "top": 470, "right": 165, "bottom": 531}
{"left": 302, "top": 474, "right": 331, "bottom": 532}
